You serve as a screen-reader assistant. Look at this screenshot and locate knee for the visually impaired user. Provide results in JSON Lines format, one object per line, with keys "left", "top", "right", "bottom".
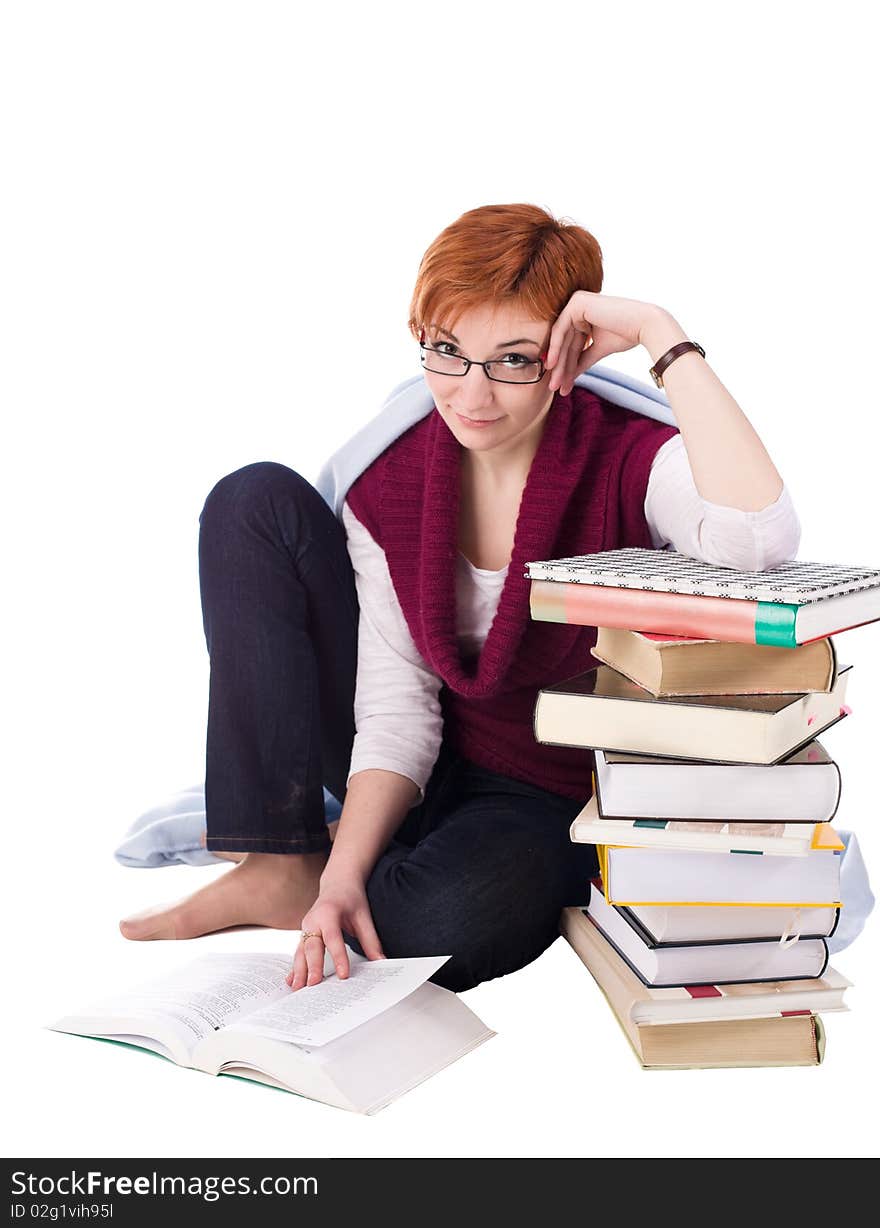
{"left": 199, "top": 461, "right": 312, "bottom": 532}
{"left": 343, "top": 866, "right": 476, "bottom": 985}
{"left": 358, "top": 841, "right": 571, "bottom": 994}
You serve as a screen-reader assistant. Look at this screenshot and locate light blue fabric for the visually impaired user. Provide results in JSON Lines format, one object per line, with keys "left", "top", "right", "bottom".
{"left": 827, "top": 830, "right": 875, "bottom": 953}
{"left": 114, "top": 784, "right": 343, "bottom": 868}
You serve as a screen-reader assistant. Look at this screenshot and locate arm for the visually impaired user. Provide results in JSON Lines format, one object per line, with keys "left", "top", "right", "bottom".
{"left": 545, "top": 292, "right": 790, "bottom": 512}
{"left": 325, "top": 770, "right": 420, "bottom": 883}
{"left": 289, "top": 501, "right": 444, "bottom": 988}
{"left": 324, "top": 501, "right": 444, "bottom": 880}
{"left": 645, "top": 433, "right": 802, "bottom": 570}
{"left": 639, "top": 309, "right": 785, "bottom": 511}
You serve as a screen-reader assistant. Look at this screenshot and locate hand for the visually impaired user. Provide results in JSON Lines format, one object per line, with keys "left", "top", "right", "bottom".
{"left": 545, "top": 291, "right": 671, "bottom": 395}
{"left": 285, "top": 876, "right": 385, "bottom": 991}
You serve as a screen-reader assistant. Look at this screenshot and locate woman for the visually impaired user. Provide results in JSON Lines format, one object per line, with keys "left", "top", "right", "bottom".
{"left": 120, "top": 203, "right": 800, "bottom": 993}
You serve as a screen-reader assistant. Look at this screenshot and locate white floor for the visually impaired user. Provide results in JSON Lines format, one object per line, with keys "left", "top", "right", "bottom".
{"left": 7, "top": 536, "right": 880, "bottom": 1158}
{"left": 6, "top": 711, "right": 879, "bottom": 1159}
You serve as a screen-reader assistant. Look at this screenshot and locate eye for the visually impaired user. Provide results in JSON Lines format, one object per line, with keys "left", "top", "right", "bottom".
{"left": 431, "top": 340, "right": 458, "bottom": 355}
{"left": 498, "top": 352, "right": 533, "bottom": 367}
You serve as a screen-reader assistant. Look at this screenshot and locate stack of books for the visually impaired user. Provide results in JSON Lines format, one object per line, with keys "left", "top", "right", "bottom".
{"left": 524, "top": 548, "right": 880, "bottom": 1070}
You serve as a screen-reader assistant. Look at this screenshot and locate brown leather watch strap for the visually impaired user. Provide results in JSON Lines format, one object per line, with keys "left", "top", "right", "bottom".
{"left": 649, "top": 340, "right": 706, "bottom": 388}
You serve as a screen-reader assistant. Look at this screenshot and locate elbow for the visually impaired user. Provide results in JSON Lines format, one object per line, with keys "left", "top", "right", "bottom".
{"left": 759, "top": 531, "right": 800, "bottom": 570}
{"left": 700, "top": 522, "right": 801, "bottom": 572}
{"left": 695, "top": 490, "right": 802, "bottom": 572}
{"left": 758, "top": 504, "right": 802, "bottom": 570}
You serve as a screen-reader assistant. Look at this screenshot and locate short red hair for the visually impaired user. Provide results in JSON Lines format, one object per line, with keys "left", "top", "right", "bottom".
{"left": 407, "top": 203, "right": 603, "bottom": 338}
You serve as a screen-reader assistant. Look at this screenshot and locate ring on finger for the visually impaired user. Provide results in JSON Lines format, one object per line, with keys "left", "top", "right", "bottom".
{"left": 300, "top": 929, "right": 322, "bottom": 942}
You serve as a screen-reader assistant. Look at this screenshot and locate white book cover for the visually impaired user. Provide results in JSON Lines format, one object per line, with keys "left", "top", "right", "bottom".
{"left": 586, "top": 888, "right": 829, "bottom": 987}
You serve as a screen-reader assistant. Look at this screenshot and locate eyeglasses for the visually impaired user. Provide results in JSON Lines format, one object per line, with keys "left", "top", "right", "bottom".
{"left": 418, "top": 340, "right": 547, "bottom": 385}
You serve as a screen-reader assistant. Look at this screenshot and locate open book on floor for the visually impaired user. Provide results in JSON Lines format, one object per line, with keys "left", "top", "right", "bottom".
{"left": 47, "top": 950, "right": 494, "bottom": 1116}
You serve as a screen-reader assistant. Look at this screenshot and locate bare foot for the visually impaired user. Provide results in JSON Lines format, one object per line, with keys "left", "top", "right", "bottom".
{"left": 119, "top": 851, "right": 327, "bottom": 941}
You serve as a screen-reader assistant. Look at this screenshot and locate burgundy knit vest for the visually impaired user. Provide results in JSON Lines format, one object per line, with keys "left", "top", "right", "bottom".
{"left": 346, "top": 384, "right": 679, "bottom": 800}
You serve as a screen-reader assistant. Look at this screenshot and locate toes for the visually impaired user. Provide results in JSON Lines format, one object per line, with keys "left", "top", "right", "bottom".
{"left": 119, "top": 911, "right": 178, "bottom": 941}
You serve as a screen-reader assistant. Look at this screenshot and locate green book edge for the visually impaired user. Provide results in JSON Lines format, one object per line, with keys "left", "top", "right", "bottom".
{"left": 82, "top": 1034, "right": 301, "bottom": 1098}
{"left": 755, "top": 602, "right": 798, "bottom": 647}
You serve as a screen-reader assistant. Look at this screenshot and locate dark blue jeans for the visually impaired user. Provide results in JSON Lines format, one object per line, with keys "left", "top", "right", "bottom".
{"left": 198, "top": 461, "right": 598, "bottom": 992}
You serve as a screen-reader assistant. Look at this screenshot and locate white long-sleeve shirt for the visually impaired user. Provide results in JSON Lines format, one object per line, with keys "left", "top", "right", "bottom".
{"left": 341, "top": 433, "right": 802, "bottom": 803}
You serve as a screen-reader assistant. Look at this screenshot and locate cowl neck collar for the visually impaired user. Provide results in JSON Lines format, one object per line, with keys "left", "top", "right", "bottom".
{"left": 377, "top": 386, "right": 609, "bottom": 699}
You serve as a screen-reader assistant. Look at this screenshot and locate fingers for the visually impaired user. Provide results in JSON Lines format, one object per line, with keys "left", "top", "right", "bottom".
{"left": 577, "top": 331, "right": 618, "bottom": 374}
{"left": 544, "top": 306, "right": 572, "bottom": 374}
{"left": 303, "top": 934, "right": 326, "bottom": 986}
{"left": 323, "top": 926, "right": 351, "bottom": 980}
{"left": 354, "top": 907, "right": 386, "bottom": 962}
{"left": 549, "top": 328, "right": 590, "bottom": 394}
{"left": 286, "top": 931, "right": 325, "bottom": 990}
{"left": 284, "top": 893, "right": 386, "bottom": 992}
{"left": 286, "top": 928, "right": 360, "bottom": 989}
{"left": 565, "top": 330, "right": 591, "bottom": 393}
{"left": 286, "top": 940, "right": 308, "bottom": 989}
{"left": 545, "top": 293, "right": 592, "bottom": 388}
{"left": 573, "top": 336, "right": 600, "bottom": 378}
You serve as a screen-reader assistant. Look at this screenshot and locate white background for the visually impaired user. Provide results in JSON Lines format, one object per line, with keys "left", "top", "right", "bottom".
{"left": 3, "top": 1, "right": 878, "bottom": 1159}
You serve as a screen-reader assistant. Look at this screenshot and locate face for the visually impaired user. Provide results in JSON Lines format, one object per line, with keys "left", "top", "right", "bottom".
{"left": 420, "top": 303, "right": 555, "bottom": 458}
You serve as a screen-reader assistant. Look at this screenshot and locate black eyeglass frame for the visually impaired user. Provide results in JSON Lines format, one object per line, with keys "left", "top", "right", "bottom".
{"left": 418, "top": 342, "right": 547, "bottom": 385}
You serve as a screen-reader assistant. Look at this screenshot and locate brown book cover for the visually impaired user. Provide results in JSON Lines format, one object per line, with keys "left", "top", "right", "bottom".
{"left": 591, "top": 627, "right": 837, "bottom": 697}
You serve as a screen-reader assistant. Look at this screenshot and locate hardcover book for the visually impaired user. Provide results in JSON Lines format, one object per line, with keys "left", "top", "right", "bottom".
{"left": 559, "top": 907, "right": 838, "bottom": 1069}
{"left": 526, "top": 550, "right": 880, "bottom": 646}
{"left": 619, "top": 900, "right": 839, "bottom": 945}
{"left": 590, "top": 626, "right": 838, "bottom": 696}
{"left": 532, "top": 663, "right": 851, "bottom": 764}
{"left": 571, "top": 793, "right": 843, "bottom": 858}
{"left": 585, "top": 878, "right": 829, "bottom": 987}
{"left": 596, "top": 842, "right": 842, "bottom": 908}
{"left": 592, "top": 742, "right": 842, "bottom": 824}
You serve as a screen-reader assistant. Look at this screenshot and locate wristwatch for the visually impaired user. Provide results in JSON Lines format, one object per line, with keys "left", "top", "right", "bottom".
{"left": 649, "top": 340, "right": 706, "bottom": 388}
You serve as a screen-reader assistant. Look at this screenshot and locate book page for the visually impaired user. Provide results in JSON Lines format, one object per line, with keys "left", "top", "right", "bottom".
{"left": 63, "top": 953, "right": 294, "bottom": 1057}
{"left": 231, "top": 955, "right": 449, "bottom": 1047}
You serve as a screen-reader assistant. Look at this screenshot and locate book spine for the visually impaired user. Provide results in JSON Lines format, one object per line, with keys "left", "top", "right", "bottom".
{"left": 754, "top": 602, "right": 799, "bottom": 647}
{"left": 531, "top": 580, "right": 800, "bottom": 646}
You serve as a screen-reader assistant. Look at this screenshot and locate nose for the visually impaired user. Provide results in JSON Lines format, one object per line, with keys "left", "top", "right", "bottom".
{"left": 451, "top": 363, "right": 497, "bottom": 413}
